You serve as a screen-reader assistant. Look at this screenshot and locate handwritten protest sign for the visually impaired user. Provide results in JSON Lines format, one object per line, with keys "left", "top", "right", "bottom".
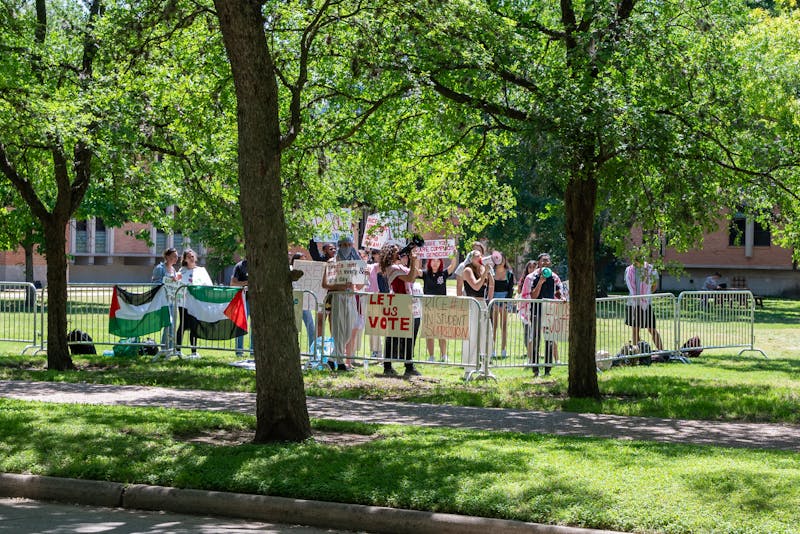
{"left": 325, "top": 260, "right": 368, "bottom": 286}
{"left": 417, "top": 239, "right": 457, "bottom": 259}
{"left": 542, "top": 300, "right": 569, "bottom": 342}
{"left": 292, "top": 260, "right": 326, "bottom": 310}
{"left": 420, "top": 296, "right": 471, "bottom": 340}
{"left": 313, "top": 210, "right": 353, "bottom": 243}
{"left": 361, "top": 214, "right": 391, "bottom": 250}
{"left": 365, "top": 293, "right": 413, "bottom": 338}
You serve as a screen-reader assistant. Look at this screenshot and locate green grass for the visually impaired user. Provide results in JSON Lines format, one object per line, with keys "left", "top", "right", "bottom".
{"left": 1, "top": 398, "right": 799, "bottom": 534}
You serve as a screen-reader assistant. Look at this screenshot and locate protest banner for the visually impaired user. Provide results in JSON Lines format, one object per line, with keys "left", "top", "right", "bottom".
{"left": 325, "top": 260, "right": 368, "bottom": 286}
{"left": 420, "top": 296, "right": 471, "bottom": 340}
{"left": 365, "top": 293, "right": 413, "bottom": 338}
{"left": 417, "top": 239, "right": 457, "bottom": 259}
{"left": 292, "top": 260, "right": 326, "bottom": 310}
{"left": 542, "top": 300, "right": 569, "bottom": 342}
{"left": 313, "top": 209, "right": 354, "bottom": 243}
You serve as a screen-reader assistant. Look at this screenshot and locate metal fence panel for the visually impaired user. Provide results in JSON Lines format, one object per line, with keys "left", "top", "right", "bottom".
{"left": 676, "top": 290, "right": 765, "bottom": 358}
{"left": 0, "top": 282, "right": 39, "bottom": 354}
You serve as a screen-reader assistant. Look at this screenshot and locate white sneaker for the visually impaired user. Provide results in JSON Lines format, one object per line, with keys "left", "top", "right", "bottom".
{"left": 428, "top": 355, "right": 435, "bottom": 362}
{"left": 187, "top": 352, "right": 201, "bottom": 359}
{"left": 440, "top": 355, "right": 448, "bottom": 363}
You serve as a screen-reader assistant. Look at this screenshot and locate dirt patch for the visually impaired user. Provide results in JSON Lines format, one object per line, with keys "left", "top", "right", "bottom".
{"left": 176, "top": 429, "right": 381, "bottom": 447}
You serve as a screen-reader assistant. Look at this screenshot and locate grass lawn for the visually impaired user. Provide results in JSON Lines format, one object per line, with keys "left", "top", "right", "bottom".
{"left": 1, "top": 398, "right": 799, "bottom": 534}
{"left": 1, "top": 299, "right": 798, "bottom": 423}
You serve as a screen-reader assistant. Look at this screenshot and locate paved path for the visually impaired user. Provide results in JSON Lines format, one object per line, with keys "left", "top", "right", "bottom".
{"left": 0, "top": 497, "right": 351, "bottom": 534}
{"left": 1, "top": 380, "right": 798, "bottom": 451}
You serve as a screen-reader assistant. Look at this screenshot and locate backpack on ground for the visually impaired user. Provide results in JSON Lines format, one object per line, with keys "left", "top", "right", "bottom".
{"left": 683, "top": 336, "right": 703, "bottom": 357}
{"left": 67, "top": 329, "right": 96, "bottom": 355}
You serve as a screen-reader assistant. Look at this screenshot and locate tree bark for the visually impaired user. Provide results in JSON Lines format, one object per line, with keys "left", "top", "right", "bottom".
{"left": 565, "top": 172, "right": 600, "bottom": 398}
{"left": 43, "top": 222, "right": 73, "bottom": 370}
{"left": 215, "top": 0, "right": 312, "bottom": 442}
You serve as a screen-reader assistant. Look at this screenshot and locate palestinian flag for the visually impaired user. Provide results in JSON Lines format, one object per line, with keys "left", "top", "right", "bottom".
{"left": 108, "top": 285, "right": 171, "bottom": 338}
{"left": 183, "top": 285, "right": 248, "bottom": 340}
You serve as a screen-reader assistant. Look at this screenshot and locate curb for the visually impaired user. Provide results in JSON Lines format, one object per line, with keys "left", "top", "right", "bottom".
{"left": 0, "top": 473, "right": 622, "bottom": 534}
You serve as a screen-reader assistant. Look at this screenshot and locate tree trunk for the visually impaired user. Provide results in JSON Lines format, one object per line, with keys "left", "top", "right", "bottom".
{"left": 565, "top": 173, "right": 600, "bottom": 398}
{"left": 215, "top": 0, "right": 312, "bottom": 442}
{"left": 43, "top": 223, "right": 74, "bottom": 371}
{"left": 23, "top": 240, "right": 36, "bottom": 308}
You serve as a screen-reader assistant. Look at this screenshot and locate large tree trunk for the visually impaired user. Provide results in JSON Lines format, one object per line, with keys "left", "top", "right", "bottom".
{"left": 565, "top": 173, "right": 600, "bottom": 398}
{"left": 215, "top": 0, "right": 312, "bottom": 442}
{"left": 43, "top": 222, "right": 73, "bottom": 371}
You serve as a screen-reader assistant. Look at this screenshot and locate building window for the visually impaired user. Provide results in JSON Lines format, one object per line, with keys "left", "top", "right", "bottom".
{"left": 95, "top": 218, "right": 107, "bottom": 253}
{"left": 729, "top": 215, "right": 770, "bottom": 247}
{"left": 75, "top": 220, "right": 88, "bottom": 253}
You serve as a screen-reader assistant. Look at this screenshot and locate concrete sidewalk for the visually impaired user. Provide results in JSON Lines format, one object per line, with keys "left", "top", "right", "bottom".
{"left": 1, "top": 380, "right": 798, "bottom": 451}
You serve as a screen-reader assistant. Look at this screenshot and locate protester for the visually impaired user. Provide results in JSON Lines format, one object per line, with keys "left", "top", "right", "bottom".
{"left": 365, "top": 248, "right": 385, "bottom": 360}
{"left": 230, "top": 257, "right": 250, "bottom": 357}
{"left": 321, "top": 236, "right": 363, "bottom": 371}
{"left": 177, "top": 249, "right": 212, "bottom": 358}
{"left": 291, "top": 252, "right": 315, "bottom": 352}
{"left": 421, "top": 256, "right": 457, "bottom": 362}
{"left": 491, "top": 251, "right": 515, "bottom": 358}
{"left": 520, "top": 253, "right": 563, "bottom": 376}
{"left": 151, "top": 248, "right": 180, "bottom": 354}
{"left": 380, "top": 243, "right": 422, "bottom": 377}
{"left": 462, "top": 250, "right": 492, "bottom": 301}
{"left": 455, "top": 241, "right": 489, "bottom": 296}
{"left": 624, "top": 260, "right": 664, "bottom": 352}
{"left": 308, "top": 238, "right": 336, "bottom": 336}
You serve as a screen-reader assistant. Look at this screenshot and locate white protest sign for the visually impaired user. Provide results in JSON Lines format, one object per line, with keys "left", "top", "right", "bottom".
{"left": 541, "top": 300, "right": 569, "bottom": 342}
{"left": 365, "top": 293, "right": 413, "bottom": 338}
{"left": 326, "top": 260, "right": 368, "bottom": 286}
{"left": 420, "top": 296, "right": 471, "bottom": 340}
{"left": 417, "top": 239, "right": 457, "bottom": 259}
{"left": 313, "top": 209, "right": 354, "bottom": 243}
{"left": 292, "top": 260, "right": 326, "bottom": 310}
{"left": 361, "top": 214, "right": 391, "bottom": 250}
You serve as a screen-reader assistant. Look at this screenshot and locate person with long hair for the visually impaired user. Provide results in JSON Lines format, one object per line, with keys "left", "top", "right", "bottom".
{"left": 379, "top": 243, "right": 422, "bottom": 377}
{"left": 421, "top": 256, "right": 457, "bottom": 361}
{"left": 491, "top": 252, "right": 515, "bottom": 358}
{"left": 176, "top": 249, "right": 212, "bottom": 358}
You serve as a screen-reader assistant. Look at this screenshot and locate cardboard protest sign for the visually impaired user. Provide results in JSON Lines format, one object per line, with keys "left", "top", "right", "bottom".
{"left": 420, "top": 296, "right": 471, "bottom": 340}
{"left": 365, "top": 293, "right": 413, "bottom": 338}
{"left": 541, "top": 300, "right": 569, "bottom": 342}
{"left": 325, "top": 260, "right": 368, "bottom": 286}
{"left": 361, "top": 214, "right": 391, "bottom": 250}
{"left": 313, "top": 210, "right": 354, "bottom": 243}
{"left": 292, "top": 260, "right": 326, "bottom": 310}
{"left": 417, "top": 239, "right": 456, "bottom": 259}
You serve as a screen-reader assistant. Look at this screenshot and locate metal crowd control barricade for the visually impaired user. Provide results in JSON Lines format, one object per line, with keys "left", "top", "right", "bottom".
{"left": 325, "top": 291, "right": 486, "bottom": 378}
{"left": 0, "top": 281, "right": 40, "bottom": 354}
{"left": 486, "top": 297, "right": 570, "bottom": 376}
{"left": 65, "top": 283, "right": 161, "bottom": 354}
{"left": 676, "top": 290, "right": 766, "bottom": 358}
{"left": 594, "top": 293, "right": 678, "bottom": 368}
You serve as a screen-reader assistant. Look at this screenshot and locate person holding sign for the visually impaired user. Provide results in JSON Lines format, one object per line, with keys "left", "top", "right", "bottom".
{"left": 321, "top": 236, "right": 363, "bottom": 371}
{"left": 421, "top": 256, "right": 457, "bottom": 362}
{"left": 521, "top": 253, "right": 563, "bottom": 377}
{"left": 380, "top": 243, "right": 422, "bottom": 377}
{"left": 491, "top": 252, "right": 515, "bottom": 358}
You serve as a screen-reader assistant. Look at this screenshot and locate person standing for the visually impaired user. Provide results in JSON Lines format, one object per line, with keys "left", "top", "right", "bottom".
{"left": 291, "top": 252, "right": 315, "bottom": 352}
{"left": 230, "top": 257, "right": 250, "bottom": 357}
{"left": 521, "top": 253, "right": 563, "bottom": 376}
{"left": 421, "top": 256, "right": 457, "bottom": 362}
{"left": 380, "top": 243, "right": 422, "bottom": 377}
{"left": 151, "top": 248, "right": 180, "bottom": 353}
{"left": 321, "top": 236, "right": 363, "bottom": 371}
{"left": 624, "top": 260, "right": 663, "bottom": 351}
{"left": 491, "top": 252, "right": 515, "bottom": 358}
{"left": 177, "top": 249, "right": 213, "bottom": 358}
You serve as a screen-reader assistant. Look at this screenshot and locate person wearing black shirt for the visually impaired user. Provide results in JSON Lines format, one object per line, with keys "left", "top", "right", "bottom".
{"left": 421, "top": 257, "right": 456, "bottom": 361}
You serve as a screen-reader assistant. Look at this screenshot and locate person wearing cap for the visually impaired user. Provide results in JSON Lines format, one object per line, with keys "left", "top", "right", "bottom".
{"left": 230, "top": 256, "right": 250, "bottom": 357}
{"left": 520, "top": 253, "right": 563, "bottom": 377}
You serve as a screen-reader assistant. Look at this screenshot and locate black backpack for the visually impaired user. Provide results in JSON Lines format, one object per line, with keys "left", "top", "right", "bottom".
{"left": 67, "top": 329, "right": 97, "bottom": 355}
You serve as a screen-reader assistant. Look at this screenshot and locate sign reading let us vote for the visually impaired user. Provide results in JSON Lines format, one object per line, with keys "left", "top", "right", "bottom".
{"left": 365, "top": 293, "right": 413, "bottom": 338}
